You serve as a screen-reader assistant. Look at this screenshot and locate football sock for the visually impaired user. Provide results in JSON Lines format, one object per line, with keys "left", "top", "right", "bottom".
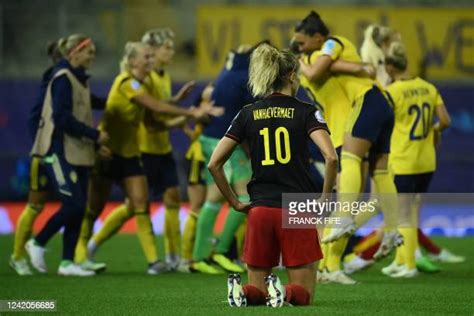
{"left": 339, "top": 151, "right": 363, "bottom": 196}
{"left": 215, "top": 194, "right": 249, "bottom": 254}
{"left": 135, "top": 210, "right": 158, "bottom": 264}
{"left": 318, "top": 228, "right": 332, "bottom": 270}
{"left": 400, "top": 228, "right": 417, "bottom": 269}
{"left": 192, "top": 201, "right": 221, "bottom": 261}
{"left": 75, "top": 206, "right": 99, "bottom": 263}
{"left": 13, "top": 203, "right": 42, "bottom": 260}
{"left": 243, "top": 284, "right": 266, "bottom": 305}
{"left": 181, "top": 211, "right": 198, "bottom": 261}
{"left": 395, "top": 245, "right": 405, "bottom": 265}
{"left": 285, "top": 284, "right": 311, "bottom": 305}
{"left": 326, "top": 235, "right": 350, "bottom": 272}
{"left": 418, "top": 228, "right": 441, "bottom": 255}
{"left": 164, "top": 205, "right": 181, "bottom": 257}
{"left": 372, "top": 170, "right": 399, "bottom": 230}
{"left": 91, "top": 204, "right": 132, "bottom": 247}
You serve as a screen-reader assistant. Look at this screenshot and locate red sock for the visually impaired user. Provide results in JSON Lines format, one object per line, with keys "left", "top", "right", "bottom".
{"left": 284, "top": 284, "right": 311, "bottom": 306}
{"left": 360, "top": 242, "right": 380, "bottom": 260}
{"left": 243, "top": 284, "right": 266, "bottom": 305}
{"left": 418, "top": 229, "right": 441, "bottom": 255}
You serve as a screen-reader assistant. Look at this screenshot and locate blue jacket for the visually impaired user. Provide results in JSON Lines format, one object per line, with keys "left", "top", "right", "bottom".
{"left": 203, "top": 51, "right": 256, "bottom": 139}
{"left": 48, "top": 59, "right": 104, "bottom": 155}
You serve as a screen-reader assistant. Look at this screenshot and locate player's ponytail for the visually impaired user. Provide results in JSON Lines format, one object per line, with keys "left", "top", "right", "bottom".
{"left": 120, "top": 41, "right": 148, "bottom": 72}
{"left": 249, "top": 44, "right": 298, "bottom": 97}
{"left": 47, "top": 40, "right": 63, "bottom": 64}
{"left": 295, "top": 10, "right": 329, "bottom": 36}
{"left": 385, "top": 41, "right": 408, "bottom": 71}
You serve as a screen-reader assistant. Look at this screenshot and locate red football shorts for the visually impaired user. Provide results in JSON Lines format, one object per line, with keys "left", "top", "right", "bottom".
{"left": 242, "top": 206, "right": 323, "bottom": 268}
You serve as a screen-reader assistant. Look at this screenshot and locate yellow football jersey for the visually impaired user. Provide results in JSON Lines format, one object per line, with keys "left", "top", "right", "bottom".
{"left": 138, "top": 70, "right": 173, "bottom": 155}
{"left": 100, "top": 71, "right": 149, "bottom": 158}
{"left": 321, "top": 36, "right": 375, "bottom": 102}
{"left": 299, "top": 52, "right": 351, "bottom": 148}
{"left": 185, "top": 124, "right": 205, "bottom": 161}
{"left": 388, "top": 77, "right": 444, "bottom": 174}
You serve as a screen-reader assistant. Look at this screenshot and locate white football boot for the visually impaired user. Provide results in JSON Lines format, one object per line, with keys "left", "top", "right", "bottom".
{"left": 227, "top": 273, "right": 247, "bottom": 307}
{"left": 58, "top": 263, "right": 95, "bottom": 276}
{"left": 265, "top": 273, "right": 285, "bottom": 307}
{"left": 25, "top": 239, "right": 47, "bottom": 273}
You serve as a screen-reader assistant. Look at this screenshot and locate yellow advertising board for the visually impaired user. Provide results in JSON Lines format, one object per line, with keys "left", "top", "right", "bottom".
{"left": 196, "top": 5, "right": 474, "bottom": 80}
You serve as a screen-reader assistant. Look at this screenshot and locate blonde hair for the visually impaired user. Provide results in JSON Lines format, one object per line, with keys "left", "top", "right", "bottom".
{"left": 249, "top": 44, "right": 298, "bottom": 97}
{"left": 385, "top": 41, "right": 408, "bottom": 71}
{"left": 367, "top": 25, "right": 396, "bottom": 47}
{"left": 142, "top": 28, "right": 175, "bottom": 47}
{"left": 120, "top": 42, "right": 149, "bottom": 72}
{"left": 57, "top": 34, "right": 90, "bottom": 56}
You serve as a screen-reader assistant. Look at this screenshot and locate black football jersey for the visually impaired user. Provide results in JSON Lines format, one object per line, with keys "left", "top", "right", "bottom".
{"left": 225, "top": 93, "right": 329, "bottom": 207}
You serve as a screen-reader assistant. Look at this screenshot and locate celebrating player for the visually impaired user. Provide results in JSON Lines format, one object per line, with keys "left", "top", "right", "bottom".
{"left": 26, "top": 34, "right": 109, "bottom": 276}
{"left": 9, "top": 40, "right": 63, "bottom": 276}
{"left": 210, "top": 43, "right": 337, "bottom": 307}
{"left": 382, "top": 41, "right": 452, "bottom": 278}
{"left": 75, "top": 42, "right": 213, "bottom": 274}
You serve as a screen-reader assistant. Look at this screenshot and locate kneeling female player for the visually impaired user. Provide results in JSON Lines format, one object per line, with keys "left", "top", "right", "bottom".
{"left": 208, "top": 44, "right": 337, "bottom": 307}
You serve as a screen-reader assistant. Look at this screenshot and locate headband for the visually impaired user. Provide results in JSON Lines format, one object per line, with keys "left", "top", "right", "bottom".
{"left": 69, "top": 38, "right": 92, "bottom": 57}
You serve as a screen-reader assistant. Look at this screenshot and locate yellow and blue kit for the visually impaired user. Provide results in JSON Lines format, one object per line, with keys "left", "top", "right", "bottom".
{"left": 387, "top": 77, "right": 444, "bottom": 192}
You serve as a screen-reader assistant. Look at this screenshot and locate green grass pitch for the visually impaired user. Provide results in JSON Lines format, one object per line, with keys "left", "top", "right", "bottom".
{"left": 1, "top": 235, "right": 473, "bottom": 315}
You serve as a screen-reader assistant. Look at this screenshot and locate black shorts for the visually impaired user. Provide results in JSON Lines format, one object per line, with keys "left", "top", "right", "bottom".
{"left": 349, "top": 86, "right": 394, "bottom": 154}
{"left": 95, "top": 154, "right": 145, "bottom": 182}
{"left": 394, "top": 172, "right": 434, "bottom": 193}
{"left": 141, "top": 152, "right": 179, "bottom": 195}
{"left": 184, "top": 158, "right": 205, "bottom": 185}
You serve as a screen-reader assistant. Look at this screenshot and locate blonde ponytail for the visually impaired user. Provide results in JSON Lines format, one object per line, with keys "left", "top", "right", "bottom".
{"left": 249, "top": 44, "right": 298, "bottom": 97}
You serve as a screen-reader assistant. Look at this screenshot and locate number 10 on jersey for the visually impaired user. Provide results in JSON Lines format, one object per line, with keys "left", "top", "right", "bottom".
{"left": 259, "top": 127, "right": 291, "bottom": 166}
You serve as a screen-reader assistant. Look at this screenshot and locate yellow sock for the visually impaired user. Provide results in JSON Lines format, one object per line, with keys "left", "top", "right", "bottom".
{"left": 372, "top": 170, "right": 399, "bottom": 230}
{"left": 135, "top": 211, "right": 158, "bottom": 264}
{"left": 318, "top": 227, "right": 332, "bottom": 270}
{"left": 235, "top": 219, "right": 247, "bottom": 258}
{"left": 399, "top": 228, "right": 417, "bottom": 269}
{"left": 13, "top": 203, "right": 42, "bottom": 260}
{"left": 75, "top": 206, "right": 100, "bottom": 263}
{"left": 92, "top": 204, "right": 132, "bottom": 247}
{"left": 339, "top": 152, "right": 363, "bottom": 220}
{"left": 181, "top": 211, "right": 198, "bottom": 261}
{"left": 164, "top": 206, "right": 181, "bottom": 256}
{"left": 395, "top": 245, "right": 405, "bottom": 265}
{"left": 339, "top": 152, "right": 363, "bottom": 195}
{"left": 326, "top": 235, "right": 350, "bottom": 272}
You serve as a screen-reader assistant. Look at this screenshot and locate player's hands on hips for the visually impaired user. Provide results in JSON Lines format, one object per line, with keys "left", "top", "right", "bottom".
{"left": 234, "top": 201, "right": 251, "bottom": 214}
